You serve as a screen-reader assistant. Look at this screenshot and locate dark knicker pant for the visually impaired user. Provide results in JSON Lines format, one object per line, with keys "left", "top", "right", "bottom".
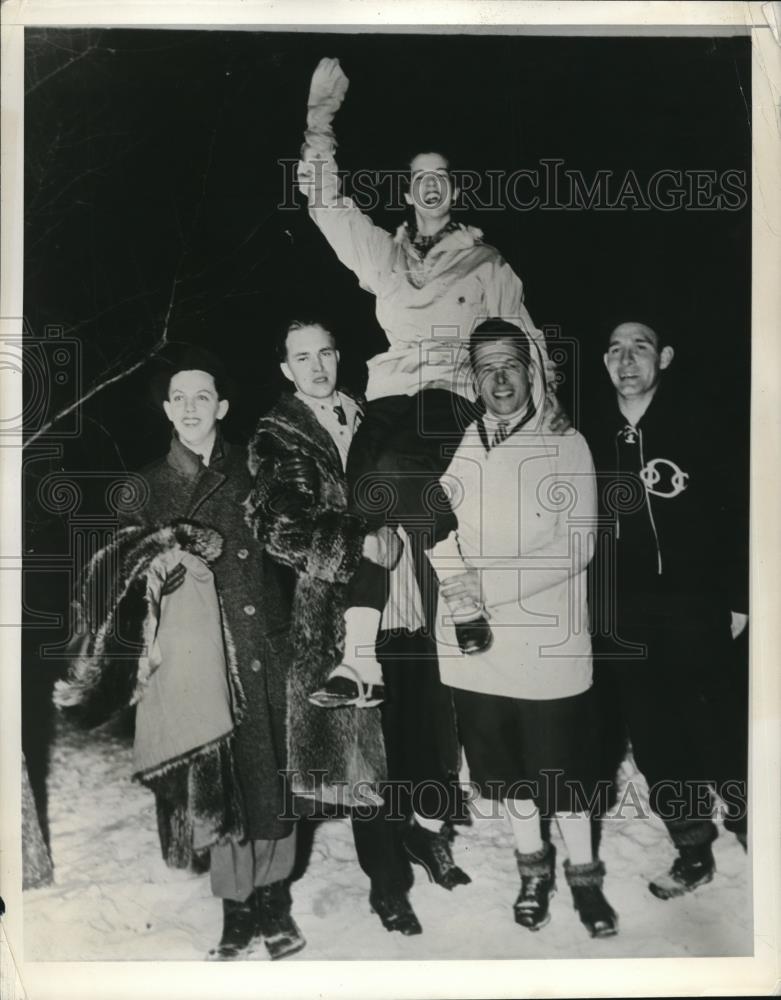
{"left": 333, "top": 393, "right": 479, "bottom": 890}
{"left": 604, "top": 600, "right": 748, "bottom": 845}
{"left": 452, "top": 686, "right": 606, "bottom": 818}
{"left": 293, "top": 793, "right": 411, "bottom": 894}
{"left": 345, "top": 390, "right": 480, "bottom": 614}
{"left": 350, "top": 628, "right": 471, "bottom": 892}
{"left": 377, "top": 628, "right": 469, "bottom": 823}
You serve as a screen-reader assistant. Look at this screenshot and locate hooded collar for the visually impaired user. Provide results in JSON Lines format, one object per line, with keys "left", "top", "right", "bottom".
{"left": 477, "top": 398, "right": 538, "bottom": 453}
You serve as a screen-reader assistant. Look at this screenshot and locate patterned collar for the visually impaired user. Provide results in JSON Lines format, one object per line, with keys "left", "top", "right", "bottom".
{"left": 409, "top": 219, "right": 460, "bottom": 258}
{"left": 477, "top": 400, "right": 537, "bottom": 453}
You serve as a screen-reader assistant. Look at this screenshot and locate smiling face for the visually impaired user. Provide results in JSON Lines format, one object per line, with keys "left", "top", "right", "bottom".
{"left": 403, "top": 152, "right": 458, "bottom": 227}
{"left": 162, "top": 369, "right": 229, "bottom": 453}
{"left": 281, "top": 324, "right": 339, "bottom": 400}
{"left": 604, "top": 322, "right": 674, "bottom": 404}
{"left": 472, "top": 339, "right": 533, "bottom": 418}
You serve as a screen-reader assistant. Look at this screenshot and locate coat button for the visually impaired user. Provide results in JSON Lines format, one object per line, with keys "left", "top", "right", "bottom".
{"left": 250, "top": 658, "right": 261, "bottom": 672}
{"left": 237, "top": 548, "right": 249, "bottom": 560}
{"left": 244, "top": 604, "right": 256, "bottom": 616}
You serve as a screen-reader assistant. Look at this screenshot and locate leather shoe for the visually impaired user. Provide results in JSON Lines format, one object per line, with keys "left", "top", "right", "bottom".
{"left": 369, "top": 886, "right": 422, "bottom": 935}
{"left": 403, "top": 822, "right": 471, "bottom": 891}
{"left": 254, "top": 881, "right": 306, "bottom": 960}
{"left": 207, "top": 897, "right": 260, "bottom": 960}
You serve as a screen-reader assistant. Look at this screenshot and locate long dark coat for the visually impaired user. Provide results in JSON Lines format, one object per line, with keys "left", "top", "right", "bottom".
{"left": 245, "top": 393, "right": 387, "bottom": 806}
{"left": 128, "top": 433, "right": 294, "bottom": 842}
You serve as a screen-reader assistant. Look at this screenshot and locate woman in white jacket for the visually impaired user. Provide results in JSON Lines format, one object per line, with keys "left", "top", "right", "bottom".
{"left": 430, "top": 319, "right": 618, "bottom": 938}
{"left": 297, "top": 57, "right": 563, "bottom": 707}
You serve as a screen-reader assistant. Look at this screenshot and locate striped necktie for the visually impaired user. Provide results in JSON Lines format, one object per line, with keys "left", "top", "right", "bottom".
{"left": 492, "top": 420, "right": 510, "bottom": 448}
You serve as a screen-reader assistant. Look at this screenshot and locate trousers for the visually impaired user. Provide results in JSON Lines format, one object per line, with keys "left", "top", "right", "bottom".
{"left": 601, "top": 605, "right": 748, "bottom": 841}
{"left": 345, "top": 390, "right": 479, "bottom": 614}
{"left": 210, "top": 827, "right": 297, "bottom": 901}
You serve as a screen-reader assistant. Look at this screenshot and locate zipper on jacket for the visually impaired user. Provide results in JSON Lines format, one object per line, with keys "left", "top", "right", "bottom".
{"left": 638, "top": 427, "right": 663, "bottom": 575}
{"left": 613, "top": 431, "right": 621, "bottom": 540}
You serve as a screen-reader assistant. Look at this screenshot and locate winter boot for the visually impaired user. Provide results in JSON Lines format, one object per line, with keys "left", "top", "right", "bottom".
{"left": 369, "top": 884, "right": 423, "bottom": 935}
{"left": 208, "top": 897, "right": 260, "bottom": 960}
{"left": 513, "top": 841, "right": 556, "bottom": 931}
{"left": 564, "top": 859, "right": 618, "bottom": 938}
{"left": 254, "top": 880, "right": 306, "bottom": 960}
{"left": 403, "top": 821, "right": 471, "bottom": 890}
{"left": 648, "top": 842, "right": 716, "bottom": 900}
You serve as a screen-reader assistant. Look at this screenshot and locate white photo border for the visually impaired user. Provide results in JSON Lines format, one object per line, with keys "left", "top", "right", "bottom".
{"left": 1, "top": 3, "right": 778, "bottom": 998}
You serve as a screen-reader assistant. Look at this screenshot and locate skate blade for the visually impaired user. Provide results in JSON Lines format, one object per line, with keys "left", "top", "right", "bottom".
{"left": 308, "top": 691, "right": 383, "bottom": 709}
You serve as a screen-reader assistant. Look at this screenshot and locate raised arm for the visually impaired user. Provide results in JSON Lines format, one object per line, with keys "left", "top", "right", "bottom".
{"left": 297, "top": 57, "right": 395, "bottom": 294}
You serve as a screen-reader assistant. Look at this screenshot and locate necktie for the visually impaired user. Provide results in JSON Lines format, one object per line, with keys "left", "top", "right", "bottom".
{"left": 492, "top": 421, "right": 510, "bottom": 448}
{"left": 333, "top": 404, "right": 347, "bottom": 426}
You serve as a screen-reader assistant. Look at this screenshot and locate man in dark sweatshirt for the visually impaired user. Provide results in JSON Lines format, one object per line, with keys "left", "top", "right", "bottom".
{"left": 585, "top": 320, "right": 749, "bottom": 899}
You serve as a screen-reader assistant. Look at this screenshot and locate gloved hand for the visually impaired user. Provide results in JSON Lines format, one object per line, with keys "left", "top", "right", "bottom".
{"left": 363, "top": 525, "right": 404, "bottom": 570}
{"left": 277, "top": 455, "right": 319, "bottom": 497}
{"left": 303, "top": 57, "right": 350, "bottom": 158}
{"left": 730, "top": 610, "right": 748, "bottom": 640}
{"left": 307, "top": 57, "right": 349, "bottom": 123}
{"left": 160, "top": 561, "right": 186, "bottom": 597}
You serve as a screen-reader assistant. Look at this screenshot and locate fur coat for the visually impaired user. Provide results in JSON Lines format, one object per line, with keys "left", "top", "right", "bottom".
{"left": 245, "top": 392, "right": 386, "bottom": 807}
{"left": 55, "top": 520, "right": 246, "bottom": 868}
{"left": 55, "top": 434, "right": 294, "bottom": 867}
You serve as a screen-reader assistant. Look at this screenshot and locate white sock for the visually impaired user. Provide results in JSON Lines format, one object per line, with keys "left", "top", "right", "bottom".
{"left": 339, "top": 607, "right": 383, "bottom": 684}
{"left": 504, "top": 799, "right": 544, "bottom": 855}
{"left": 555, "top": 812, "right": 592, "bottom": 866}
{"left": 413, "top": 811, "right": 442, "bottom": 834}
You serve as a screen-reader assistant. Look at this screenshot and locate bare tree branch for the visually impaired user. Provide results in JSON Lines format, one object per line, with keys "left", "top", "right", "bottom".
{"left": 23, "top": 275, "right": 179, "bottom": 451}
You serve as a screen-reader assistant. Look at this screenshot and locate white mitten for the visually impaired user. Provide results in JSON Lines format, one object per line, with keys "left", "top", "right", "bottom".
{"left": 303, "top": 57, "right": 349, "bottom": 157}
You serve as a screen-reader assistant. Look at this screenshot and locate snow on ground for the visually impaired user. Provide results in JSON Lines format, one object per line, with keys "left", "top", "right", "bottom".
{"left": 23, "top": 714, "right": 752, "bottom": 962}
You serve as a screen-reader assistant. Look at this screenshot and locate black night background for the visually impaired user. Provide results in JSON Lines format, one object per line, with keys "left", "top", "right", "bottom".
{"left": 21, "top": 29, "right": 751, "bottom": 832}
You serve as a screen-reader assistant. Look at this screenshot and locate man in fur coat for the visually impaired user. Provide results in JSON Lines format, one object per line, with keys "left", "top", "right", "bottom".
{"left": 55, "top": 346, "right": 304, "bottom": 962}
{"left": 245, "top": 320, "right": 472, "bottom": 937}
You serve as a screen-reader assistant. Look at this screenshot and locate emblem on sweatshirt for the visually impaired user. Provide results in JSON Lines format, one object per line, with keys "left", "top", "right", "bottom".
{"left": 640, "top": 457, "right": 689, "bottom": 498}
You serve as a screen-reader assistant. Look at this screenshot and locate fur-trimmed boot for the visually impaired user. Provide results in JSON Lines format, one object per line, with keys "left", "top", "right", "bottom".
{"left": 254, "top": 880, "right": 306, "bottom": 960}
{"left": 649, "top": 821, "right": 717, "bottom": 900}
{"left": 564, "top": 859, "right": 619, "bottom": 938}
{"left": 513, "top": 841, "right": 556, "bottom": 931}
